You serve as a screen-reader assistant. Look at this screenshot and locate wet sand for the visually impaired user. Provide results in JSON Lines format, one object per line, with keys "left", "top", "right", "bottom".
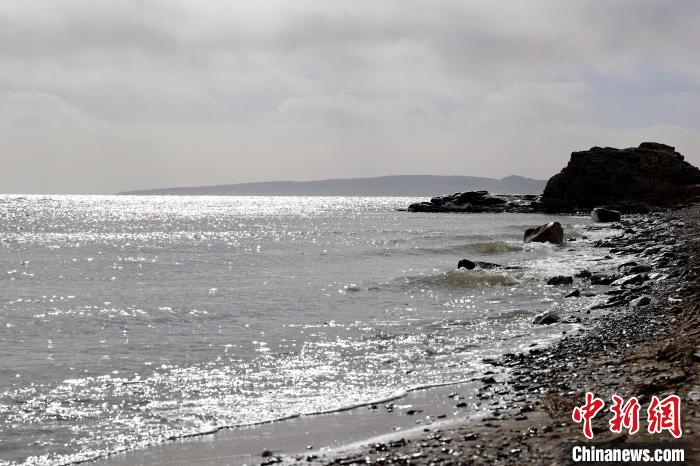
{"left": 97, "top": 381, "right": 484, "bottom": 466}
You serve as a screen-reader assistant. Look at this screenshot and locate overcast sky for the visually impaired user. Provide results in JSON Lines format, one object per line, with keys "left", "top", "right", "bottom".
{"left": 1, "top": 0, "right": 699, "bottom": 193}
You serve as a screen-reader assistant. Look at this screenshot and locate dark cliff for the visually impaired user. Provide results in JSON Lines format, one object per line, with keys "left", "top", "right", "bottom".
{"left": 541, "top": 142, "right": 700, "bottom": 213}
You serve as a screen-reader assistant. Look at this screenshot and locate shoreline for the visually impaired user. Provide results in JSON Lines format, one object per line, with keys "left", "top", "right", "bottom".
{"left": 315, "top": 206, "right": 700, "bottom": 465}
{"left": 96, "top": 380, "right": 486, "bottom": 466}
{"left": 92, "top": 206, "right": 700, "bottom": 465}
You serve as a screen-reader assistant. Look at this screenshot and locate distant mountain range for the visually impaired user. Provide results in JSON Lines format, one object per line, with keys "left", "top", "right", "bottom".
{"left": 118, "top": 175, "right": 546, "bottom": 196}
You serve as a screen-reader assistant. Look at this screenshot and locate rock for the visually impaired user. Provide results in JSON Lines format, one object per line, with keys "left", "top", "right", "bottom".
{"left": 541, "top": 142, "right": 700, "bottom": 212}
{"left": 458, "top": 259, "right": 503, "bottom": 269}
{"left": 547, "top": 276, "right": 573, "bottom": 286}
{"left": 261, "top": 449, "right": 273, "bottom": 457}
{"left": 565, "top": 289, "right": 581, "bottom": 298}
{"left": 457, "top": 259, "right": 477, "bottom": 269}
{"left": 589, "top": 273, "right": 620, "bottom": 285}
{"left": 456, "top": 190, "right": 488, "bottom": 204}
{"left": 591, "top": 208, "right": 621, "bottom": 222}
{"left": 476, "top": 261, "right": 503, "bottom": 269}
{"left": 408, "top": 190, "right": 541, "bottom": 214}
{"left": 629, "top": 295, "right": 652, "bottom": 307}
{"left": 524, "top": 222, "right": 564, "bottom": 244}
{"left": 533, "top": 312, "right": 561, "bottom": 325}
{"left": 611, "top": 273, "right": 648, "bottom": 287}
{"left": 628, "top": 264, "right": 653, "bottom": 274}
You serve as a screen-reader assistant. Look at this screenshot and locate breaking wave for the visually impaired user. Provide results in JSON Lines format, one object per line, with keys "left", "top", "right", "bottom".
{"left": 398, "top": 268, "right": 518, "bottom": 289}
{"left": 367, "top": 240, "right": 522, "bottom": 258}
{"left": 459, "top": 241, "right": 522, "bottom": 255}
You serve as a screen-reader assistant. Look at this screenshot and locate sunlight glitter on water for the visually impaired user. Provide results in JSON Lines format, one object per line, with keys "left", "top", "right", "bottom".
{"left": 0, "top": 195, "right": 610, "bottom": 465}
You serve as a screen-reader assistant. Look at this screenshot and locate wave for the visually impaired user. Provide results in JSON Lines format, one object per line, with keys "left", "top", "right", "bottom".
{"left": 398, "top": 268, "right": 518, "bottom": 290}
{"left": 308, "top": 376, "right": 485, "bottom": 415}
{"left": 50, "top": 376, "right": 486, "bottom": 466}
{"left": 459, "top": 241, "right": 522, "bottom": 255}
{"left": 366, "top": 240, "right": 522, "bottom": 258}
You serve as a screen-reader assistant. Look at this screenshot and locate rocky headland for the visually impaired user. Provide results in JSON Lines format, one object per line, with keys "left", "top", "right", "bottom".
{"left": 407, "top": 142, "right": 700, "bottom": 215}
{"left": 290, "top": 143, "right": 700, "bottom": 465}
{"left": 541, "top": 142, "right": 700, "bottom": 213}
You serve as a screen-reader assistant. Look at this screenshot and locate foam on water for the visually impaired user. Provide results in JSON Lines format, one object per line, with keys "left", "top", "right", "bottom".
{"left": 398, "top": 268, "right": 519, "bottom": 289}
{"left": 459, "top": 241, "right": 523, "bottom": 255}
{"left": 0, "top": 196, "right": 608, "bottom": 465}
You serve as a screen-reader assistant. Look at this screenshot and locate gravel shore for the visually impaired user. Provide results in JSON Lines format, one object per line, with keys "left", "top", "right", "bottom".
{"left": 306, "top": 206, "right": 700, "bottom": 465}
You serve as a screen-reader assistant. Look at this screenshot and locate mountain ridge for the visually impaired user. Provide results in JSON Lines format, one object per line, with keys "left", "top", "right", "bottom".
{"left": 118, "top": 175, "right": 546, "bottom": 196}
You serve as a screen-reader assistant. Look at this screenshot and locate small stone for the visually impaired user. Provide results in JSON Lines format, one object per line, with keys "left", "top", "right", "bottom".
{"left": 547, "top": 276, "right": 573, "bottom": 286}
{"left": 611, "top": 273, "right": 648, "bottom": 287}
{"left": 628, "top": 264, "right": 653, "bottom": 274}
{"left": 629, "top": 295, "right": 652, "bottom": 307}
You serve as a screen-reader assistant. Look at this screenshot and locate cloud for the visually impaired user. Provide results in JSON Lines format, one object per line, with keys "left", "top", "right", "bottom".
{"left": 0, "top": 1, "right": 698, "bottom": 193}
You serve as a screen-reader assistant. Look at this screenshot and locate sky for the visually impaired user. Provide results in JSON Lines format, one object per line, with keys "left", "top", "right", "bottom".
{"left": 1, "top": 0, "right": 699, "bottom": 194}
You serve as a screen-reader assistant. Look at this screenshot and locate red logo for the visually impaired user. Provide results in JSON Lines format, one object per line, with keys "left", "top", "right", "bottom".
{"left": 647, "top": 395, "right": 682, "bottom": 438}
{"left": 572, "top": 392, "right": 605, "bottom": 439}
{"left": 609, "top": 395, "right": 641, "bottom": 434}
{"left": 572, "top": 393, "right": 682, "bottom": 439}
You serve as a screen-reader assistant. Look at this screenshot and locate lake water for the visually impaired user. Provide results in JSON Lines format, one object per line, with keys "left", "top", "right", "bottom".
{"left": 0, "top": 196, "right": 605, "bottom": 465}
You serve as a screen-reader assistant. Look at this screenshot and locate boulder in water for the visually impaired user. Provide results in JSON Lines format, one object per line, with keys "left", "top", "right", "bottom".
{"left": 458, "top": 259, "right": 477, "bottom": 269}
{"left": 458, "top": 259, "right": 503, "bottom": 270}
{"left": 524, "top": 222, "right": 564, "bottom": 244}
{"left": 533, "top": 312, "right": 560, "bottom": 325}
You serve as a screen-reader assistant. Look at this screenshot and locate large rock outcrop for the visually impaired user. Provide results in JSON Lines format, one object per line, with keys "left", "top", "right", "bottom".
{"left": 407, "top": 191, "right": 540, "bottom": 213}
{"left": 541, "top": 142, "right": 700, "bottom": 213}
